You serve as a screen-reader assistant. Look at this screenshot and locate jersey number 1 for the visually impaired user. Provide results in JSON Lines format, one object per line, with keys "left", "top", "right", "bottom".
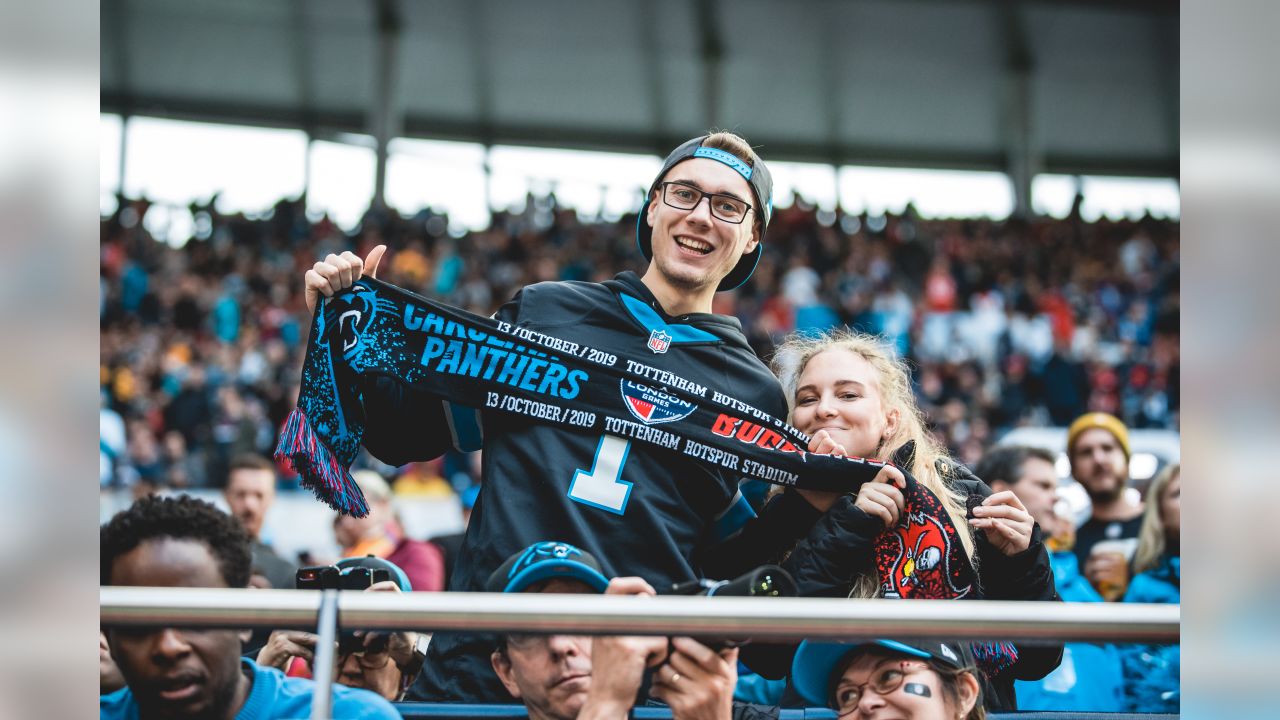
{"left": 568, "top": 434, "right": 633, "bottom": 515}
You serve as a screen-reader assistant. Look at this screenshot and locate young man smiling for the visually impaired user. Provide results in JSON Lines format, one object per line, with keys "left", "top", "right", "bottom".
{"left": 303, "top": 132, "right": 826, "bottom": 701}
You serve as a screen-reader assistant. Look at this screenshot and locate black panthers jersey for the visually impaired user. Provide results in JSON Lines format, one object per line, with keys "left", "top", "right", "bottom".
{"left": 360, "top": 272, "right": 789, "bottom": 702}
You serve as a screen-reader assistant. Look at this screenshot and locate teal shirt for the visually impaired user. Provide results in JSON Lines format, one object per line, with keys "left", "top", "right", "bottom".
{"left": 101, "top": 659, "right": 401, "bottom": 719}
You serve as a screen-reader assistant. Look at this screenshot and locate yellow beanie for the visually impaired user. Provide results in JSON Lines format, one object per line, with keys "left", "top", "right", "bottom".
{"left": 1067, "top": 412, "right": 1130, "bottom": 460}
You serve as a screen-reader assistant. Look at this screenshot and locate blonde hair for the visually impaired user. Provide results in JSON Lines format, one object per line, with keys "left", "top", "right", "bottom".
{"left": 1133, "top": 462, "right": 1179, "bottom": 575}
{"left": 702, "top": 130, "right": 758, "bottom": 166}
{"left": 772, "top": 329, "right": 977, "bottom": 597}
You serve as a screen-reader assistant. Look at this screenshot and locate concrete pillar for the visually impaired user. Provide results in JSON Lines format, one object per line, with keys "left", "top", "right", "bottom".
{"left": 370, "top": 0, "right": 403, "bottom": 211}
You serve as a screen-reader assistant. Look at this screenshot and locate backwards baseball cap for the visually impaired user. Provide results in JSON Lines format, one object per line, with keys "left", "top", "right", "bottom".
{"left": 486, "top": 541, "right": 610, "bottom": 594}
{"left": 791, "top": 638, "right": 973, "bottom": 706}
{"left": 636, "top": 134, "right": 774, "bottom": 292}
{"left": 335, "top": 554, "right": 413, "bottom": 592}
{"left": 1067, "top": 412, "right": 1131, "bottom": 460}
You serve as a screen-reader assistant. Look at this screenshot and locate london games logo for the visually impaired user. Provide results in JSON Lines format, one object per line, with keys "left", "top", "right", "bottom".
{"left": 620, "top": 380, "right": 696, "bottom": 425}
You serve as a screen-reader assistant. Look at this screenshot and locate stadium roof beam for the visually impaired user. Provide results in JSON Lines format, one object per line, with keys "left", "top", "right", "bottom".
{"left": 290, "top": 0, "right": 316, "bottom": 200}
{"left": 696, "top": 0, "right": 724, "bottom": 129}
{"left": 464, "top": 0, "right": 495, "bottom": 147}
{"left": 101, "top": 0, "right": 1178, "bottom": 187}
{"left": 1154, "top": 12, "right": 1180, "bottom": 168}
{"left": 639, "top": 1, "right": 668, "bottom": 156}
{"left": 462, "top": 0, "right": 497, "bottom": 210}
{"left": 103, "top": 0, "right": 132, "bottom": 192}
{"left": 818, "top": 1, "right": 845, "bottom": 202}
{"left": 290, "top": 0, "right": 317, "bottom": 136}
{"left": 1000, "top": 0, "right": 1037, "bottom": 218}
{"left": 369, "top": 0, "right": 404, "bottom": 210}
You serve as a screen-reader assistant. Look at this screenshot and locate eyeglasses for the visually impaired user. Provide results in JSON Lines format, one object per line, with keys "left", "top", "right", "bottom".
{"left": 660, "top": 181, "right": 753, "bottom": 225}
{"left": 832, "top": 661, "right": 929, "bottom": 714}
{"left": 338, "top": 634, "right": 392, "bottom": 670}
{"left": 339, "top": 647, "right": 393, "bottom": 671}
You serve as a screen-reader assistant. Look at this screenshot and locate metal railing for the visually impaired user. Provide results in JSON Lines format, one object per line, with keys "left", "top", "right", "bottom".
{"left": 101, "top": 587, "right": 1180, "bottom": 720}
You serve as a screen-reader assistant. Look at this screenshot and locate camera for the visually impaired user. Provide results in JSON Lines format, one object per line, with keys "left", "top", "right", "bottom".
{"left": 669, "top": 564, "right": 796, "bottom": 598}
{"left": 295, "top": 563, "right": 393, "bottom": 591}
{"left": 296, "top": 557, "right": 398, "bottom": 652}
{"left": 667, "top": 565, "right": 796, "bottom": 650}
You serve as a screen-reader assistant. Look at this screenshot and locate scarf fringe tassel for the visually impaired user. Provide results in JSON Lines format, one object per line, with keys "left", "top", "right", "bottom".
{"left": 972, "top": 641, "right": 1019, "bottom": 677}
{"left": 274, "top": 408, "right": 370, "bottom": 518}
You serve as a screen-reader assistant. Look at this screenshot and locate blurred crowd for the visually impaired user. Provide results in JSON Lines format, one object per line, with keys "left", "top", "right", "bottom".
{"left": 98, "top": 191, "right": 1178, "bottom": 491}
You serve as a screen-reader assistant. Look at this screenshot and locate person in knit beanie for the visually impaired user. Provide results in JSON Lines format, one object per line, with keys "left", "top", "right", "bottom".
{"left": 1066, "top": 412, "right": 1144, "bottom": 601}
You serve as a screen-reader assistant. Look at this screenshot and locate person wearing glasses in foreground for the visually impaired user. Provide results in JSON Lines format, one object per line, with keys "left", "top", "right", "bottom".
{"left": 790, "top": 639, "right": 985, "bottom": 720}
{"left": 489, "top": 541, "right": 742, "bottom": 720}
{"left": 255, "top": 555, "right": 428, "bottom": 703}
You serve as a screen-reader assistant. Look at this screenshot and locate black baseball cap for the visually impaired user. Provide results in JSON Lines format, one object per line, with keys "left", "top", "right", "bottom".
{"left": 791, "top": 638, "right": 974, "bottom": 706}
{"left": 635, "top": 135, "right": 774, "bottom": 292}
{"left": 486, "top": 541, "right": 611, "bottom": 594}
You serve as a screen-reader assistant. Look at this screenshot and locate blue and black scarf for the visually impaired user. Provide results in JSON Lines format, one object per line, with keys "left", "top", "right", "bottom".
{"left": 276, "top": 278, "right": 981, "bottom": 598}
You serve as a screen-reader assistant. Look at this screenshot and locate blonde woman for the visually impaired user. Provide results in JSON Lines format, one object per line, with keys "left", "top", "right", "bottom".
{"left": 744, "top": 329, "right": 1061, "bottom": 711}
{"left": 1120, "top": 463, "right": 1179, "bottom": 711}
{"left": 1130, "top": 462, "right": 1180, "bottom": 588}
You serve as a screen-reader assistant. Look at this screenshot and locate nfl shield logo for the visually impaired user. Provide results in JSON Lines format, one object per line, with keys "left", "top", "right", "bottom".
{"left": 647, "top": 329, "right": 672, "bottom": 354}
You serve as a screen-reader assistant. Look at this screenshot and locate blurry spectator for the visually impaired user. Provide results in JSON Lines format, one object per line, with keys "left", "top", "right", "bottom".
{"left": 256, "top": 556, "right": 429, "bottom": 703}
{"left": 1067, "top": 413, "right": 1144, "bottom": 601}
{"left": 100, "top": 632, "right": 126, "bottom": 695}
{"left": 391, "top": 457, "right": 454, "bottom": 497}
{"left": 789, "top": 639, "right": 984, "bottom": 720}
{"left": 334, "top": 470, "right": 445, "bottom": 592}
{"left": 163, "top": 365, "right": 212, "bottom": 453}
{"left": 1130, "top": 462, "right": 1180, "bottom": 595}
{"left": 100, "top": 494, "right": 398, "bottom": 719}
{"left": 208, "top": 386, "right": 268, "bottom": 485}
{"left": 978, "top": 446, "right": 1125, "bottom": 712}
{"left": 223, "top": 454, "right": 296, "bottom": 590}
{"left": 1121, "top": 463, "right": 1180, "bottom": 712}
{"left": 160, "top": 430, "right": 202, "bottom": 489}
{"left": 101, "top": 390, "right": 127, "bottom": 488}
{"left": 978, "top": 446, "right": 1058, "bottom": 541}
{"left": 429, "top": 484, "right": 480, "bottom": 591}
{"left": 1038, "top": 339, "right": 1090, "bottom": 426}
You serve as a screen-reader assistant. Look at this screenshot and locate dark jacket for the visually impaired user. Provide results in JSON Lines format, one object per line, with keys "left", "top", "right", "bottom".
{"left": 360, "top": 272, "right": 797, "bottom": 703}
{"left": 740, "top": 458, "right": 1062, "bottom": 712}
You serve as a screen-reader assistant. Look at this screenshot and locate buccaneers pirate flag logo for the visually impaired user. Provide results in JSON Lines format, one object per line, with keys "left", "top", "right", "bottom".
{"left": 873, "top": 454, "right": 976, "bottom": 600}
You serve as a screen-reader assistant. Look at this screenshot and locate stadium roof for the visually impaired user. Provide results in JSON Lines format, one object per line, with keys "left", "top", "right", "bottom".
{"left": 101, "top": 0, "right": 1177, "bottom": 178}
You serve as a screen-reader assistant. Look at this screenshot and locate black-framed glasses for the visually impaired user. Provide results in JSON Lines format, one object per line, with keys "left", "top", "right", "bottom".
{"left": 338, "top": 634, "right": 393, "bottom": 670}
{"left": 660, "top": 181, "right": 753, "bottom": 224}
{"left": 832, "top": 661, "right": 928, "bottom": 714}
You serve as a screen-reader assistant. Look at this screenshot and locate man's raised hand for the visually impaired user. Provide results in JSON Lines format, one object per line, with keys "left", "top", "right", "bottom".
{"left": 304, "top": 244, "right": 387, "bottom": 313}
